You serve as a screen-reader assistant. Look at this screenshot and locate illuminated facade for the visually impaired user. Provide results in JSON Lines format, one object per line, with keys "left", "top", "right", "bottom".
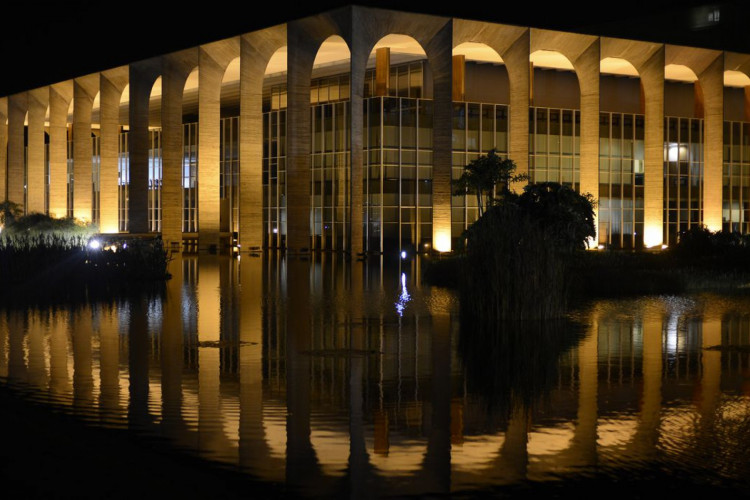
{"left": 1, "top": 5, "right": 750, "bottom": 252}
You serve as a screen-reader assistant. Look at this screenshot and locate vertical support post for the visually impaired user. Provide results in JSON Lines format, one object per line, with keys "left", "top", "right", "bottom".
{"left": 26, "top": 90, "right": 47, "bottom": 214}
{"left": 48, "top": 83, "right": 72, "bottom": 219}
{"left": 641, "top": 47, "right": 665, "bottom": 247}
{"left": 701, "top": 54, "right": 724, "bottom": 232}
{"left": 73, "top": 76, "right": 97, "bottom": 223}
{"left": 129, "top": 62, "right": 159, "bottom": 234}
{"left": 198, "top": 49, "right": 223, "bottom": 252}
{"left": 7, "top": 93, "right": 27, "bottom": 209}
{"left": 575, "top": 40, "right": 600, "bottom": 244}
{"left": 0, "top": 98, "right": 7, "bottom": 202}
{"left": 100, "top": 70, "right": 127, "bottom": 233}
{"left": 504, "top": 31, "right": 531, "bottom": 191}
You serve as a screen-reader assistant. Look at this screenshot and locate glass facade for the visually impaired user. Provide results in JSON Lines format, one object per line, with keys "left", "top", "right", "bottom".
{"left": 119, "top": 130, "right": 129, "bottom": 232}
{"left": 262, "top": 108, "right": 286, "bottom": 248}
{"left": 183, "top": 122, "right": 198, "bottom": 233}
{"left": 148, "top": 129, "right": 162, "bottom": 233}
{"left": 664, "top": 116, "right": 704, "bottom": 245}
{"left": 599, "top": 112, "right": 645, "bottom": 248}
{"left": 451, "top": 102, "right": 509, "bottom": 241}
{"left": 722, "top": 120, "right": 750, "bottom": 233}
{"left": 92, "top": 133, "right": 100, "bottom": 225}
{"left": 529, "top": 107, "right": 580, "bottom": 189}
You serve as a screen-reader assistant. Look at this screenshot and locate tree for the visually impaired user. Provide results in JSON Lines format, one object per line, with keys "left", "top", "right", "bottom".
{"left": 0, "top": 200, "right": 22, "bottom": 228}
{"left": 452, "top": 149, "right": 528, "bottom": 217}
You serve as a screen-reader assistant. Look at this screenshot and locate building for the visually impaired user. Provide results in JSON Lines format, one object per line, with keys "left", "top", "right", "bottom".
{"left": 0, "top": 4, "right": 747, "bottom": 253}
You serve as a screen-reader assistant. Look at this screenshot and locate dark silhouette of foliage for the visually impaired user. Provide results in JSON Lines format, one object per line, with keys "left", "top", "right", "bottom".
{"left": 452, "top": 150, "right": 528, "bottom": 217}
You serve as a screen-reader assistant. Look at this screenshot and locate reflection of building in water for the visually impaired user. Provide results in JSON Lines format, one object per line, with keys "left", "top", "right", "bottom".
{"left": 4, "top": 263, "right": 750, "bottom": 493}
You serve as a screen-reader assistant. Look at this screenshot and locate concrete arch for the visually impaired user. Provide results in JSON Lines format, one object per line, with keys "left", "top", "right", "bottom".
{"left": 601, "top": 38, "right": 665, "bottom": 247}
{"left": 453, "top": 20, "right": 530, "bottom": 190}
{"left": 198, "top": 37, "right": 240, "bottom": 252}
{"left": 531, "top": 29, "right": 600, "bottom": 244}
{"left": 239, "top": 24, "right": 286, "bottom": 252}
{"left": 724, "top": 52, "right": 750, "bottom": 122}
{"left": 72, "top": 73, "right": 99, "bottom": 223}
{"left": 27, "top": 88, "right": 49, "bottom": 215}
{"left": 160, "top": 48, "right": 199, "bottom": 248}
{"left": 99, "top": 67, "right": 128, "bottom": 234}
{"left": 48, "top": 81, "right": 73, "bottom": 219}
{"left": 666, "top": 44, "right": 723, "bottom": 232}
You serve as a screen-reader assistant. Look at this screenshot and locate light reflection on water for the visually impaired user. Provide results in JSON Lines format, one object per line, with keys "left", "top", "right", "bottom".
{"left": 2, "top": 254, "right": 750, "bottom": 494}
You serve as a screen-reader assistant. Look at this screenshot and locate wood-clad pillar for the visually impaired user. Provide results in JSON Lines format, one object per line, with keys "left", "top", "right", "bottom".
{"left": 128, "top": 60, "right": 160, "bottom": 234}
{"left": 641, "top": 48, "right": 665, "bottom": 247}
{"left": 239, "top": 27, "right": 286, "bottom": 252}
{"left": 700, "top": 54, "right": 724, "bottom": 232}
{"left": 7, "top": 93, "right": 27, "bottom": 209}
{"left": 375, "top": 47, "right": 390, "bottom": 96}
{"left": 574, "top": 39, "right": 600, "bottom": 244}
{"left": 452, "top": 54, "right": 465, "bottom": 102}
{"left": 429, "top": 21, "right": 454, "bottom": 253}
{"left": 503, "top": 30, "right": 531, "bottom": 191}
{"left": 100, "top": 68, "right": 128, "bottom": 233}
{"left": 73, "top": 75, "right": 98, "bottom": 223}
{"left": 48, "top": 82, "right": 72, "bottom": 219}
{"left": 27, "top": 89, "right": 48, "bottom": 214}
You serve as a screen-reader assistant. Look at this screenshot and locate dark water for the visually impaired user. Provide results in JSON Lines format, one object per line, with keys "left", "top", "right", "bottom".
{"left": 2, "top": 254, "right": 750, "bottom": 496}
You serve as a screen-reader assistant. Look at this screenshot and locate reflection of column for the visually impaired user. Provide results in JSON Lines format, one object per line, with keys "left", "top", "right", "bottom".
{"left": 49, "top": 310, "right": 71, "bottom": 397}
{"left": 239, "top": 255, "right": 282, "bottom": 478}
{"left": 49, "top": 83, "right": 73, "bottom": 219}
{"left": 7, "top": 311, "right": 27, "bottom": 383}
{"left": 349, "top": 268, "right": 370, "bottom": 496}
{"left": 7, "top": 93, "right": 27, "bottom": 208}
{"left": 700, "top": 319, "right": 721, "bottom": 417}
{"left": 197, "top": 256, "right": 225, "bottom": 453}
{"left": 161, "top": 254, "right": 185, "bottom": 440}
{"left": 128, "top": 297, "right": 150, "bottom": 429}
{"left": 99, "top": 304, "right": 121, "bottom": 417}
{"left": 286, "top": 258, "right": 319, "bottom": 487}
{"left": 632, "top": 311, "right": 662, "bottom": 456}
{"left": 0, "top": 311, "right": 7, "bottom": 379}
{"left": 99, "top": 69, "right": 128, "bottom": 234}
{"left": 27, "top": 89, "right": 48, "bottom": 214}
{"left": 73, "top": 75, "right": 98, "bottom": 223}
{"left": 72, "top": 309, "right": 94, "bottom": 411}
{"left": 420, "top": 313, "right": 451, "bottom": 494}
{"left": 700, "top": 54, "right": 724, "bottom": 232}
{"left": 239, "top": 28, "right": 286, "bottom": 251}
{"left": 27, "top": 311, "right": 47, "bottom": 390}
{"left": 570, "top": 327, "right": 598, "bottom": 466}
{"left": 641, "top": 47, "right": 665, "bottom": 247}
{"left": 498, "top": 408, "right": 529, "bottom": 482}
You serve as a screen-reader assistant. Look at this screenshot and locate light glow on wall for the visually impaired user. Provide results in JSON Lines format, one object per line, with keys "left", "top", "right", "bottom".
{"left": 644, "top": 224, "right": 663, "bottom": 248}
{"left": 434, "top": 231, "right": 451, "bottom": 253}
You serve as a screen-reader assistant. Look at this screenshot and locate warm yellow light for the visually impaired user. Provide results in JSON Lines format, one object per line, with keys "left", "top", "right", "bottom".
{"left": 643, "top": 225, "right": 663, "bottom": 249}
{"left": 434, "top": 232, "right": 451, "bottom": 253}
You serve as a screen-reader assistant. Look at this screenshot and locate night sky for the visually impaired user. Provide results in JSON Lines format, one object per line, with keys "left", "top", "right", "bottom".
{"left": 0, "top": 0, "right": 745, "bottom": 97}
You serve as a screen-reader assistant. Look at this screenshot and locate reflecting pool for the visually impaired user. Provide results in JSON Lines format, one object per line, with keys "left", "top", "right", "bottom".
{"left": 2, "top": 255, "right": 750, "bottom": 495}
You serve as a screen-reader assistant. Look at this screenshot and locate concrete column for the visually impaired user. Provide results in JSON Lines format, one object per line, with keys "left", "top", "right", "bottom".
{"left": 350, "top": 26, "right": 367, "bottom": 255}
{"left": 0, "top": 98, "right": 7, "bottom": 202}
{"left": 239, "top": 28, "right": 286, "bottom": 253}
{"left": 7, "top": 93, "right": 27, "bottom": 209}
{"left": 429, "top": 23, "right": 454, "bottom": 253}
{"left": 641, "top": 48, "right": 665, "bottom": 248}
{"left": 286, "top": 23, "right": 317, "bottom": 253}
{"left": 574, "top": 40, "right": 600, "bottom": 242}
{"left": 48, "top": 83, "right": 73, "bottom": 219}
{"left": 198, "top": 50, "right": 223, "bottom": 252}
{"left": 100, "top": 69, "right": 128, "bottom": 234}
{"left": 503, "top": 31, "right": 531, "bottom": 190}
{"left": 162, "top": 52, "right": 197, "bottom": 251}
{"left": 129, "top": 60, "right": 160, "bottom": 234}
{"left": 73, "top": 75, "right": 98, "bottom": 223}
{"left": 700, "top": 54, "right": 724, "bottom": 232}
{"left": 26, "top": 89, "right": 47, "bottom": 214}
